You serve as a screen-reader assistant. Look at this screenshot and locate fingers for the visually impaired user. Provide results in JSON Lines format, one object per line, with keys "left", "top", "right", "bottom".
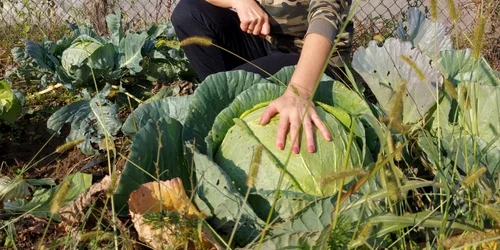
{"left": 262, "top": 97, "right": 331, "bottom": 154}
{"left": 245, "top": 17, "right": 263, "bottom": 35}
{"left": 252, "top": 15, "right": 268, "bottom": 36}
{"left": 311, "top": 112, "right": 332, "bottom": 141}
{"left": 260, "top": 102, "right": 278, "bottom": 125}
{"left": 240, "top": 19, "right": 249, "bottom": 33}
{"left": 238, "top": 9, "right": 269, "bottom": 36}
{"left": 288, "top": 113, "right": 301, "bottom": 154}
{"left": 303, "top": 117, "right": 315, "bottom": 153}
{"left": 261, "top": 21, "right": 270, "bottom": 36}
{"left": 276, "top": 113, "right": 289, "bottom": 151}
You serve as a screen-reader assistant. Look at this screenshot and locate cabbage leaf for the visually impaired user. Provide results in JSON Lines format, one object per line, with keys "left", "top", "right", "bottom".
{"left": 352, "top": 38, "right": 442, "bottom": 124}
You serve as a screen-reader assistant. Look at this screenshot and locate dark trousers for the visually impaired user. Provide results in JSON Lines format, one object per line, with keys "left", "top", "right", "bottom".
{"left": 171, "top": 0, "right": 339, "bottom": 81}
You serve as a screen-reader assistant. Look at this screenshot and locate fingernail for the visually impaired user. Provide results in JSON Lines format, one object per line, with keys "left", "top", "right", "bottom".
{"left": 308, "top": 145, "right": 315, "bottom": 152}
{"left": 292, "top": 146, "right": 299, "bottom": 154}
{"left": 277, "top": 143, "right": 284, "bottom": 150}
{"left": 327, "top": 135, "right": 332, "bottom": 141}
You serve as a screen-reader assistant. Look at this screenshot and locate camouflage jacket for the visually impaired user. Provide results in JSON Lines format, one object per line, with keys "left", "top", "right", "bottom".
{"left": 258, "top": 0, "right": 353, "bottom": 69}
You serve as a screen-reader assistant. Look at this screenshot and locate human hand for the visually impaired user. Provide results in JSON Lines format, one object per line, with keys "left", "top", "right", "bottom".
{"left": 259, "top": 85, "right": 332, "bottom": 154}
{"left": 231, "top": 0, "right": 270, "bottom": 36}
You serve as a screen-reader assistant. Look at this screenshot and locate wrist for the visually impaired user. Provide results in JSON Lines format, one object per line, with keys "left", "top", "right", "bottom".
{"left": 286, "top": 82, "right": 314, "bottom": 99}
{"left": 230, "top": 0, "right": 250, "bottom": 8}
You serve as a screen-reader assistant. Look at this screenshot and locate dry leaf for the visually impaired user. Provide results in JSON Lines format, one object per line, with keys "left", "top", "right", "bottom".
{"left": 439, "top": 229, "right": 499, "bottom": 249}
{"left": 128, "top": 177, "right": 219, "bottom": 250}
{"left": 59, "top": 174, "right": 117, "bottom": 224}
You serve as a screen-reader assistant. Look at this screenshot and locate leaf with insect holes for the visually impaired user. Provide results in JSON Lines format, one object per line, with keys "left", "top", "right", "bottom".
{"left": 46, "top": 84, "right": 122, "bottom": 155}
{"left": 395, "top": 7, "right": 453, "bottom": 59}
{"left": 352, "top": 38, "right": 443, "bottom": 124}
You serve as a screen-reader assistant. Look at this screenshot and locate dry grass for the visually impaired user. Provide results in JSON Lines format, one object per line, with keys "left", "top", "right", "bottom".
{"left": 483, "top": 1, "right": 500, "bottom": 70}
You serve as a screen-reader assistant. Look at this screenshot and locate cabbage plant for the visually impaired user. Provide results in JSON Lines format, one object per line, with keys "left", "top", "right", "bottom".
{"left": 112, "top": 66, "right": 385, "bottom": 246}
{"left": 112, "top": 65, "right": 474, "bottom": 248}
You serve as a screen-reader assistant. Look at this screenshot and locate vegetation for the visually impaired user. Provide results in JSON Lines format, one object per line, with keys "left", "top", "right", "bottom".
{"left": 1, "top": 2, "right": 500, "bottom": 250}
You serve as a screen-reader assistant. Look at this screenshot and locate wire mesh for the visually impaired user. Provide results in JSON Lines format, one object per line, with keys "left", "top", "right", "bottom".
{"left": 352, "top": 0, "right": 477, "bottom": 37}
{"left": 0, "top": 0, "right": 479, "bottom": 43}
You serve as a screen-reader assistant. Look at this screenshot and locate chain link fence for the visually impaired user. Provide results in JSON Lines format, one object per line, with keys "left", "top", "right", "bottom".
{"left": 0, "top": 0, "right": 175, "bottom": 34}
{"left": 0, "top": 0, "right": 480, "bottom": 45}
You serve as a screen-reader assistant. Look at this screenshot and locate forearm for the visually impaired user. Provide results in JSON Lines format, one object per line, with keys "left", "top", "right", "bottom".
{"left": 289, "top": 33, "right": 332, "bottom": 96}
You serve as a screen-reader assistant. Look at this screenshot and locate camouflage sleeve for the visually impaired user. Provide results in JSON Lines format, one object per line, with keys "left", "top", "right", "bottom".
{"left": 306, "top": 0, "right": 351, "bottom": 43}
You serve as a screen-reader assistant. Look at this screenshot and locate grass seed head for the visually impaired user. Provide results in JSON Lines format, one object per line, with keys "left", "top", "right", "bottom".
{"left": 473, "top": 16, "right": 486, "bottom": 59}
{"left": 446, "top": 0, "right": 459, "bottom": 23}
{"left": 394, "top": 141, "right": 403, "bottom": 162}
{"left": 246, "top": 144, "right": 263, "bottom": 188}
{"left": 482, "top": 204, "right": 500, "bottom": 226}
{"left": 78, "top": 231, "right": 114, "bottom": 243}
{"left": 107, "top": 171, "right": 120, "bottom": 198}
{"left": 462, "top": 166, "right": 487, "bottom": 188}
{"left": 430, "top": 0, "right": 438, "bottom": 20}
{"left": 50, "top": 179, "right": 72, "bottom": 215}
{"left": 180, "top": 36, "right": 213, "bottom": 47}
{"left": 460, "top": 85, "right": 472, "bottom": 109}
{"left": 319, "top": 168, "right": 367, "bottom": 187}
{"left": 55, "top": 138, "right": 85, "bottom": 153}
{"left": 444, "top": 78, "right": 458, "bottom": 100}
{"left": 355, "top": 222, "right": 374, "bottom": 243}
{"left": 387, "top": 83, "right": 407, "bottom": 134}
{"left": 384, "top": 168, "right": 400, "bottom": 201}
{"left": 400, "top": 55, "right": 426, "bottom": 81}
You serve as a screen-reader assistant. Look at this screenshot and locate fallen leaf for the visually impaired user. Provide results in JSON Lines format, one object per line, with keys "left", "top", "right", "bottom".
{"left": 128, "top": 177, "right": 219, "bottom": 249}
{"left": 59, "top": 174, "right": 117, "bottom": 224}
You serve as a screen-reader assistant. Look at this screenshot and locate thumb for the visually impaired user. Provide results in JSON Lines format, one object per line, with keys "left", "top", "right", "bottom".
{"left": 260, "top": 102, "right": 278, "bottom": 125}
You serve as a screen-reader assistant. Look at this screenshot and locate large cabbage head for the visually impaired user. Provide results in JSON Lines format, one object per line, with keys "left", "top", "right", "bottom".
{"left": 114, "top": 67, "right": 378, "bottom": 242}
{"left": 181, "top": 67, "right": 376, "bottom": 212}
